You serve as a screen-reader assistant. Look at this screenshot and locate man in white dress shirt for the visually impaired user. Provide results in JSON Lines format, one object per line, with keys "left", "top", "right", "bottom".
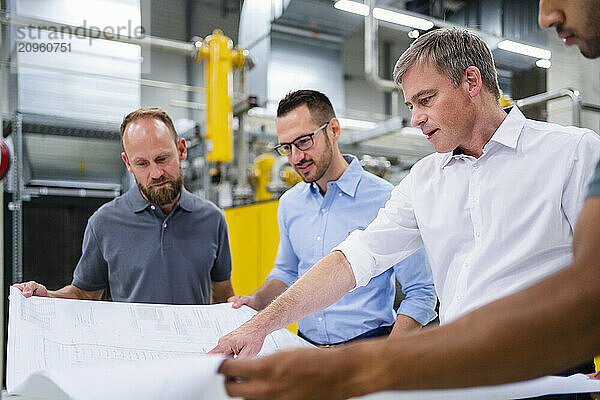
{"left": 213, "top": 27, "right": 600, "bottom": 399}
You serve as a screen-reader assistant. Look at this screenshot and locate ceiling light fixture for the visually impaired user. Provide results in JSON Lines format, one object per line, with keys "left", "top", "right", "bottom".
{"left": 497, "top": 40, "right": 551, "bottom": 60}
{"left": 334, "top": 0, "right": 370, "bottom": 16}
{"left": 408, "top": 29, "right": 420, "bottom": 39}
{"left": 536, "top": 59, "right": 552, "bottom": 69}
{"left": 372, "top": 7, "right": 434, "bottom": 30}
{"left": 337, "top": 117, "right": 378, "bottom": 130}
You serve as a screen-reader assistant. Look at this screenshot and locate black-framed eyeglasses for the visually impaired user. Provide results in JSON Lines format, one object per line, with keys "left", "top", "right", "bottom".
{"left": 273, "top": 122, "right": 329, "bottom": 156}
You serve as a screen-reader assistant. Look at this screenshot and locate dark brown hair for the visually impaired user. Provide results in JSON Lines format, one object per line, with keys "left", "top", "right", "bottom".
{"left": 277, "top": 90, "right": 336, "bottom": 125}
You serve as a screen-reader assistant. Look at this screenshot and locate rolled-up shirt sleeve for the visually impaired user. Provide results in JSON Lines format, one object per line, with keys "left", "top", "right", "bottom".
{"left": 335, "top": 171, "right": 424, "bottom": 288}
{"left": 265, "top": 201, "right": 298, "bottom": 287}
{"left": 393, "top": 247, "right": 437, "bottom": 325}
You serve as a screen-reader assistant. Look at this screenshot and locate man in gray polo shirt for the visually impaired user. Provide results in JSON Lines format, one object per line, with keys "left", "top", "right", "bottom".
{"left": 14, "top": 107, "right": 234, "bottom": 305}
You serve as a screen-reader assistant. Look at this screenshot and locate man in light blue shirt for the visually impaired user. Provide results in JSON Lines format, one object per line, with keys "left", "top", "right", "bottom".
{"left": 228, "top": 90, "right": 436, "bottom": 345}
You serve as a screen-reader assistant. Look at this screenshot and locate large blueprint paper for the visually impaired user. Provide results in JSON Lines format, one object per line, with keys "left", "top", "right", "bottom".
{"left": 7, "top": 286, "right": 311, "bottom": 399}
{"left": 7, "top": 287, "right": 600, "bottom": 400}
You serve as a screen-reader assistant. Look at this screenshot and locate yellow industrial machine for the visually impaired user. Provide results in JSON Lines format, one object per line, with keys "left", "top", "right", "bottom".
{"left": 253, "top": 153, "right": 277, "bottom": 201}
{"left": 224, "top": 200, "right": 298, "bottom": 333}
{"left": 196, "top": 29, "right": 247, "bottom": 163}
{"left": 281, "top": 165, "right": 302, "bottom": 187}
{"left": 195, "top": 31, "right": 299, "bottom": 331}
{"left": 500, "top": 93, "right": 512, "bottom": 108}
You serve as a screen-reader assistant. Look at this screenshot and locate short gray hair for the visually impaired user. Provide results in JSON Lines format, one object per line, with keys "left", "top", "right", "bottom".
{"left": 393, "top": 28, "right": 500, "bottom": 101}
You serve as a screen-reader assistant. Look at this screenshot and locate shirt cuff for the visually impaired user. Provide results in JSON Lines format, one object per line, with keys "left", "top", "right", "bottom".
{"left": 334, "top": 231, "right": 376, "bottom": 290}
{"left": 397, "top": 299, "right": 438, "bottom": 326}
{"left": 265, "top": 269, "right": 296, "bottom": 287}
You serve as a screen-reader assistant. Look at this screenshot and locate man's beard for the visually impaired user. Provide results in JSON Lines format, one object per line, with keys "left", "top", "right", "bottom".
{"left": 294, "top": 136, "right": 334, "bottom": 184}
{"left": 137, "top": 172, "right": 183, "bottom": 206}
{"left": 581, "top": 3, "right": 600, "bottom": 59}
{"left": 556, "top": 12, "right": 600, "bottom": 59}
{"left": 580, "top": 31, "right": 600, "bottom": 59}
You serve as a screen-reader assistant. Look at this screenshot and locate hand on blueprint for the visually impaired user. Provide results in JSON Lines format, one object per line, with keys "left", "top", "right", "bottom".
{"left": 228, "top": 294, "right": 259, "bottom": 310}
{"left": 208, "top": 319, "right": 268, "bottom": 358}
{"left": 11, "top": 281, "right": 49, "bottom": 298}
{"left": 219, "top": 346, "right": 350, "bottom": 400}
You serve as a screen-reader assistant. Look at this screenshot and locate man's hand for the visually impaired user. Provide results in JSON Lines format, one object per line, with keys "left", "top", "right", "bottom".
{"left": 12, "top": 281, "right": 49, "bottom": 298}
{"left": 219, "top": 347, "right": 352, "bottom": 400}
{"left": 208, "top": 320, "right": 268, "bottom": 358}
{"left": 228, "top": 294, "right": 259, "bottom": 310}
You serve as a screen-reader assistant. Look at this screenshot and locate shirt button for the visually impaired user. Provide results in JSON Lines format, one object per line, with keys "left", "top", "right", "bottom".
{"left": 316, "top": 236, "right": 321, "bottom": 241}
{"left": 463, "top": 262, "right": 469, "bottom": 269}
{"left": 475, "top": 231, "right": 480, "bottom": 238}
{"left": 150, "top": 205, "right": 155, "bottom": 210}
{"left": 473, "top": 164, "right": 479, "bottom": 169}
{"left": 338, "top": 193, "right": 342, "bottom": 197}
{"left": 457, "top": 295, "right": 463, "bottom": 301}
{"left": 321, "top": 208, "right": 326, "bottom": 213}
{"left": 318, "top": 317, "right": 323, "bottom": 322}
{"left": 163, "top": 223, "right": 167, "bottom": 228}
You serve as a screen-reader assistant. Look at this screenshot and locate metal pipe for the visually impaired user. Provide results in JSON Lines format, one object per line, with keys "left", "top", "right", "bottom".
{"left": 391, "top": 91, "right": 399, "bottom": 118}
{"left": 10, "top": 112, "right": 23, "bottom": 283}
{"left": 233, "top": 67, "right": 252, "bottom": 204}
{"left": 582, "top": 102, "right": 600, "bottom": 113}
{"left": 339, "top": 116, "right": 404, "bottom": 145}
{"left": 266, "top": 156, "right": 291, "bottom": 195}
{"left": 514, "top": 88, "right": 582, "bottom": 127}
{"left": 0, "top": 60, "right": 214, "bottom": 95}
{"left": 169, "top": 99, "right": 207, "bottom": 110}
{"left": 27, "top": 179, "right": 120, "bottom": 190}
{"left": 23, "top": 186, "right": 120, "bottom": 199}
{"left": 365, "top": 0, "right": 397, "bottom": 92}
{"left": 0, "top": 11, "right": 196, "bottom": 56}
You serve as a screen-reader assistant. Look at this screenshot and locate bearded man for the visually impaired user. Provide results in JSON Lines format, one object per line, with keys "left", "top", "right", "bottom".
{"left": 14, "top": 107, "right": 234, "bottom": 305}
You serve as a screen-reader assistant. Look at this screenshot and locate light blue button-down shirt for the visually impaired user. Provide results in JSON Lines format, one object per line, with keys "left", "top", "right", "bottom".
{"left": 266, "top": 155, "right": 437, "bottom": 344}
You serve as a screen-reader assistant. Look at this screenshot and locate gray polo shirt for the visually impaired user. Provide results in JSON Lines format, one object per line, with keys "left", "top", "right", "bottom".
{"left": 72, "top": 186, "right": 232, "bottom": 304}
{"left": 588, "top": 159, "right": 600, "bottom": 198}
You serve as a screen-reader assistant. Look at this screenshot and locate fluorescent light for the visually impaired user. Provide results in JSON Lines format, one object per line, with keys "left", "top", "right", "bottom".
{"left": 497, "top": 40, "right": 551, "bottom": 60}
{"left": 334, "top": 0, "right": 369, "bottom": 16}
{"left": 536, "top": 59, "right": 551, "bottom": 69}
{"left": 373, "top": 7, "right": 434, "bottom": 30}
{"left": 338, "top": 117, "right": 378, "bottom": 130}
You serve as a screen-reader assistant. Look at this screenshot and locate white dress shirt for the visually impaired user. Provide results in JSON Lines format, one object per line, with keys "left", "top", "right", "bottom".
{"left": 336, "top": 107, "right": 600, "bottom": 324}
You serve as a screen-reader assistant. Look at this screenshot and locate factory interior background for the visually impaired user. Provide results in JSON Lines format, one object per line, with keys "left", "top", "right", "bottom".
{"left": 1, "top": 0, "right": 600, "bottom": 387}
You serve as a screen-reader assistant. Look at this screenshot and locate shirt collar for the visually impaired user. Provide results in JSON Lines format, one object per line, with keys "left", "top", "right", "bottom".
{"left": 309, "top": 154, "right": 363, "bottom": 198}
{"left": 440, "top": 106, "right": 525, "bottom": 168}
{"left": 488, "top": 106, "right": 524, "bottom": 150}
{"left": 127, "top": 185, "right": 193, "bottom": 213}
